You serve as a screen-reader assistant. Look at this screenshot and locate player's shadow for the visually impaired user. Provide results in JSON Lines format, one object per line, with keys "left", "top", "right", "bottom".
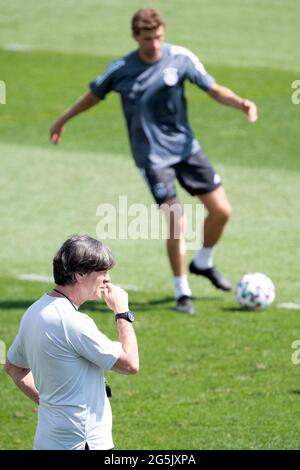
{"left": 83, "top": 295, "right": 221, "bottom": 313}
{"left": 83, "top": 297, "right": 177, "bottom": 313}
{"left": 0, "top": 296, "right": 223, "bottom": 314}
{"left": 0, "top": 298, "right": 178, "bottom": 313}
{"left": 221, "top": 306, "right": 254, "bottom": 313}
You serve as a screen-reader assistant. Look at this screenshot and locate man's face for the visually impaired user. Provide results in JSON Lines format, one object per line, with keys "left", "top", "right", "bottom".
{"left": 82, "top": 270, "right": 111, "bottom": 301}
{"left": 134, "top": 25, "right": 165, "bottom": 62}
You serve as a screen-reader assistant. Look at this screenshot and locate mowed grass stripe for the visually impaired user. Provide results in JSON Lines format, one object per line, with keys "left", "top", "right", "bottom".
{"left": 0, "top": 47, "right": 298, "bottom": 171}
{"left": 1, "top": 142, "right": 299, "bottom": 302}
{"left": 0, "top": 0, "right": 299, "bottom": 71}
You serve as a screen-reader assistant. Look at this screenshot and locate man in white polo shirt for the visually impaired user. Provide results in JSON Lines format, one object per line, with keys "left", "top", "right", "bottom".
{"left": 4, "top": 235, "right": 139, "bottom": 450}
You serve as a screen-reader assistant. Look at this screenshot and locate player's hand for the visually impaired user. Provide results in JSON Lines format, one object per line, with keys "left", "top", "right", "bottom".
{"left": 50, "top": 120, "right": 65, "bottom": 144}
{"left": 102, "top": 283, "right": 129, "bottom": 314}
{"left": 241, "top": 99, "right": 257, "bottom": 123}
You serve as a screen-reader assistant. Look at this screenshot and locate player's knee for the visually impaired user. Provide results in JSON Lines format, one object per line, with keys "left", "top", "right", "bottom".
{"left": 215, "top": 203, "right": 232, "bottom": 224}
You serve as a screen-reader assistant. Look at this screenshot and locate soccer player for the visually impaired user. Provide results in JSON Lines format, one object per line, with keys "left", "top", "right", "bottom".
{"left": 50, "top": 8, "right": 257, "bottom": 314}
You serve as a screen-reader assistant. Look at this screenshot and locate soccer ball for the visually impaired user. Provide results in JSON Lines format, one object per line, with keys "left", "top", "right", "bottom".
{"left": 236, "top": 272, "right": 275, "bottom": 310}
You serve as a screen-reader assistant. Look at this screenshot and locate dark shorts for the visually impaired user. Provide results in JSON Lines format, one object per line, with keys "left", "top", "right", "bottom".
{"left": 141, "top": 150, "right": 222, "bottom": 205}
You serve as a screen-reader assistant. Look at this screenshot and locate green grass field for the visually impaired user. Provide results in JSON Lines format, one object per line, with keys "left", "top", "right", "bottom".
{"left": 0, "top": 0, "right": 300, "bottom": 450}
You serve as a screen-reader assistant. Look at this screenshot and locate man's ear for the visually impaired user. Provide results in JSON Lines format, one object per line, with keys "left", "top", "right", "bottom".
{"left": 75, "top": 272, "right": 84, "bottom": 283}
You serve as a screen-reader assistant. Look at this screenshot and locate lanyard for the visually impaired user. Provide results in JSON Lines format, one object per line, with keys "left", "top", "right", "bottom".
{"left": 53, "top": 288, "right": 78, "bottom": 311}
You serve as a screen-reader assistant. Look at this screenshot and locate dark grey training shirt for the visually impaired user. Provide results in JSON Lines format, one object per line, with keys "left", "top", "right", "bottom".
{"left": 90, "top": 43, "right": 215, "bottom": 169}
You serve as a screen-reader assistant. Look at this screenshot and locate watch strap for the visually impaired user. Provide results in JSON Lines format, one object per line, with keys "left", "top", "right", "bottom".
{"left": 115, "top": 311, "right": 134, "bottom": 322}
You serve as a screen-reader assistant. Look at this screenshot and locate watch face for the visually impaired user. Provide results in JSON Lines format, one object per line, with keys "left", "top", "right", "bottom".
{"left": 128, "top": 311, "right": 135, "bottom": 322}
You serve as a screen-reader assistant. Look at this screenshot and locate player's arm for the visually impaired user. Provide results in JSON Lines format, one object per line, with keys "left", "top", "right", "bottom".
{"left": 4, "top": 359, "right": 39, "bottom": 404}
{"left": 208, "top": 83, "right": 257, "bottom": 123}
{"left": 102, "top": 285, "right": 139, "bottom": 375}
{"left": 111, "top": 319, "right": 139, "bottom": 375}
{"left": 50, "top": 92, "right": 100, "bottom": 144}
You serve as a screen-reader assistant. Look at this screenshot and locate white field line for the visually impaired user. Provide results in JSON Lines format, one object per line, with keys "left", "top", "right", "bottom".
{"left": 277, "top": 303, "right": 300, "bottom": 310}
{"left": 3, "top": 43, "right": 33, "bottom": 52}
{"left": 17, "top": 273, "right": 53, "bottom": 282}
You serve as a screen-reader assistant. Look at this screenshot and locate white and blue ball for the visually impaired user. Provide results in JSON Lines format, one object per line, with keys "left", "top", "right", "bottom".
{"left": 236, "top": 272, "right": 275, "bottom": 310}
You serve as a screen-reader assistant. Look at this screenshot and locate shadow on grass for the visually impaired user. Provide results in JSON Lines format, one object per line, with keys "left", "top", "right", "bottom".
{"left": 0, "top": 300, "right": 34, "bottom": 310}
{"left": 221, "top": 306, "right": 258, "bottom": 313}
{"left": 0, "top": 298, "right": 177, "bottom": 313}
{"left": 0, "top": 295, "right": 222, "bottom": 314}
{"left": 84, "top": 297, "right": 176, "bottom": 313}
{"left": 83, "top": 295, "right": 221, "bottom": 312}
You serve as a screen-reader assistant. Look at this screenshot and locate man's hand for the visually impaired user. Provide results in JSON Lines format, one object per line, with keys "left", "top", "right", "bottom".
{"left": 49, "top": 92, "right": 100, "bottom": 145}
{"left": 208, "top": 83, "right": 258, "bottom": 123}
{"left": 240, "top": 99, "right": 257, "bottom": 123}
{"left": 50, "top": 120, "right": 65, "bottom": 144}
{"left": 103, "top": 284, "right": 139, "bottom": 375}
{"left": 102, "top": 283, "right": 129, "bottom": 314}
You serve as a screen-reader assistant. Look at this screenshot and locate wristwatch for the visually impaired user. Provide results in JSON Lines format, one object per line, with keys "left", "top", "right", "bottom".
{"left": 115, "top": 311, "right": 135, "bottom": 323}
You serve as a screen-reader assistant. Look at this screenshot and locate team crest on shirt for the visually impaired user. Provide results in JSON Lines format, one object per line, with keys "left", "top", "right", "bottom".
{"left": 163, "top": 67, "right": 179, "bottom": 86}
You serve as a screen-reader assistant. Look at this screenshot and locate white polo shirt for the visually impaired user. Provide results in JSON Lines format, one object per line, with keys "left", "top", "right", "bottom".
{"left": 7, "top": 294, "right": 122, "bottom": 450}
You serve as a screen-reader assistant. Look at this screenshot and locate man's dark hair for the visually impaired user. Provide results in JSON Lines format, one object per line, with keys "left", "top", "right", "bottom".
{"left": 131, "top": 8, "right": 165, "bottom": 35}
{"left": 53, "top": 235, "right": 114, "bottom": 286}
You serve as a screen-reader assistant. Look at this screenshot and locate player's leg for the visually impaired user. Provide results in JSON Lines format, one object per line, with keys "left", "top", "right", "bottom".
{"left": 176, "top": 151, "right": 232, "bottom": 291}
{"left": 189, "top": 186, "right": 232, "bottom": 290}
{"left": 160, "top": 197, "right": 194, "bottom": 314}
{"left": 140, "top": 167, "right": 194, "bottom": 314}
{"left": 160, "top": 197, "right": 186, "bottom": 276}
{"left": 198, "top": 185, "right": 232, "bottom": 254}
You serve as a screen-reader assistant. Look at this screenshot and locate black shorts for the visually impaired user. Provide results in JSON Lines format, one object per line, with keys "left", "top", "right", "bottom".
{"left": 141, "top": 150, "right": 222, "bottom": 205}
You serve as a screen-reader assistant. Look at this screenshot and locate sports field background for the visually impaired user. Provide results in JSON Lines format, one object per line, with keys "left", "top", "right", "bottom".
{"left": 0, "top": 0, "right": 300, "bottom": 449}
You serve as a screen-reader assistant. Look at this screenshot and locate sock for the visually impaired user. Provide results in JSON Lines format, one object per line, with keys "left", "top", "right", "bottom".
{"left": 193, "top": 247, "right": 214, "bottom": 269}
{"left": 173, "top": 275, "right": 192, "bottom": 300}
